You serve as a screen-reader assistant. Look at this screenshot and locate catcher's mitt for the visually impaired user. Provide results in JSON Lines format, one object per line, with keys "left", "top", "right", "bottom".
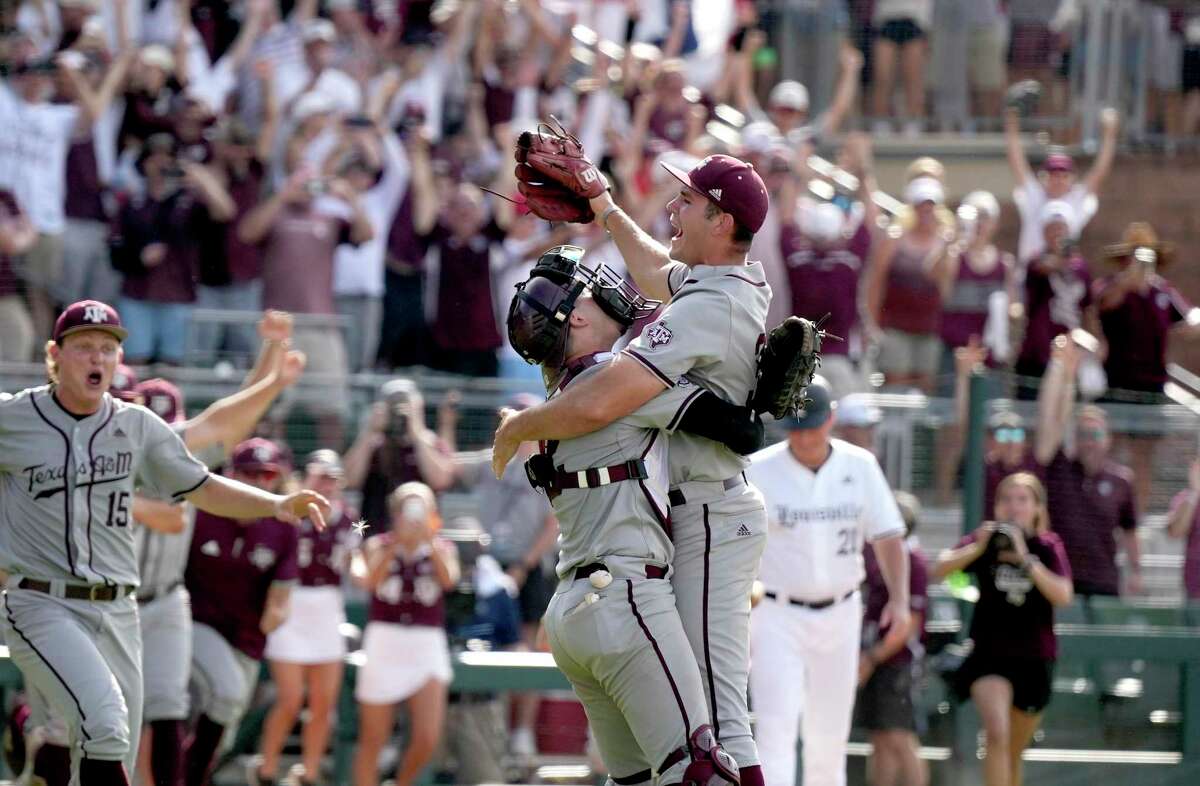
{"left": 514, "top": 117, "right": 606, "bottom": 224}
{"left": 1005, "top": 80, "right": 1041, "bottom": 118}
{"left": 751, "top": 316, "right": 826, "bottom": 420}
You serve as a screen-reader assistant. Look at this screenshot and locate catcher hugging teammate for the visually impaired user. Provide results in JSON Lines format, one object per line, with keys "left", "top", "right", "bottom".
{"left": 494, "top": 123, "right": 822, "bottom": 784}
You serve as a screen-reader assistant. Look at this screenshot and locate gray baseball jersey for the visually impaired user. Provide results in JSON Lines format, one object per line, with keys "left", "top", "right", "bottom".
{"left": 0, "top": 387, "right": 210, "bottom": 587}
{"left": 621, "top": 261, "right": 771, "bottom": 485}
{"left": 544, "top": 353, "right": 705, "bottom": 579}
{"left": 620, "top": 261, "right": 773, "bottom": 769}
{"left": 540, "top": 352, "right": 718, "bottom": 783}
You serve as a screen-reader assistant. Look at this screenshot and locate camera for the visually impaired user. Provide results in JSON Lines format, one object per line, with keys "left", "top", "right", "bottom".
{"left": 1133, "top": 246, "right": 1157, "bottom": 274}
{"left": 988, "top": 524, "right": 1015, "bottom": 553}
{"left": 162, "top": 163, "right": 186, "bottom": 179}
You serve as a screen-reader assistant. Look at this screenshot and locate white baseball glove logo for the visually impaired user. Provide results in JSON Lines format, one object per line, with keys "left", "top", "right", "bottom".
{"left": 83, "top": 305, "right": 107, "bottom": 323}
{"left": 647, "top": 322, "right": 673, "bottom": 348}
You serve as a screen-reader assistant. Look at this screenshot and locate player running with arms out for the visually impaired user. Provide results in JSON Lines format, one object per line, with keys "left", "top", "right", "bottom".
{"left": 502, "top": 246, "right": 775, "bottom": 785}
{"left": 0, "top": 300, "right": 330, "bottom": 786}
{"left": 495, "top": 126, "right": 821, "bottom": 786}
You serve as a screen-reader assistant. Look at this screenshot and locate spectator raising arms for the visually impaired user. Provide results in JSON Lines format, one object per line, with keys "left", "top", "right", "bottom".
{"left": 1005, "top": 104, "right": 1119, "bottom": 263}
{"left": 932, "top": 472, "right": 1073, "bottom": 786}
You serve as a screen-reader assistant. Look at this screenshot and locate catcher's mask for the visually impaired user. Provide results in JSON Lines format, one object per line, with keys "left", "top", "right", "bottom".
{"left": 507, "top": 245, "right": 660, "bottom": 366}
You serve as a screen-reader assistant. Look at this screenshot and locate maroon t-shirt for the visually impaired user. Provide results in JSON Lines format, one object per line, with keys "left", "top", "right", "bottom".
{"left": 781, "top": 222, "right": 868, "bottom": 358}
{"left": 116, "top": 190, "right": 208, "bottom": 304}
{"left": 63, "top": 137, "right": 106, "bottom": 222}
{"left": 260, "top": 203, "right": 352, "bottom": 315}
{"left": 861, "top": 543, "right": 928, "bottom": 667}
{"left": 296, "top": 506, "right": 357, "bottom": 588}
{"left": 1016, "top": 255, "right": 1093, "bottom": 378}
{"left": 386, "top": 189, "right": 422, "bottom": 271}
{"left": 879, "top": 241, "right": 942, "bottom": 336}
{"left": 365, "top": 534, "right": 446, "bottom": 628}
{"left": 1043, "top": 451, "right": 1137, "bottom": 596}
{"left": 186, "top": 510, "right": 300, "bottom": 659}
{"left": 428, "top": 221, "right": 505, "bottom": 352}
{"left": 361, "top": 440, "right": 421, "bottom": 528}
{"left": 940, "top": 250, "right": 1007, "bottom": 351}
{"left": 957, "top": 529, "right": 1071, "bottom": 660}
{"left": 985, "top": 453, "right": 1045, "bottom": 521}
{"left": 648, "top": 105, "right": 690, "bottom": 147}
{"left": 0, "top": 191, "right": 23, "bottom": 298}
{"left": 1098, "top": 276, "right": 1189, "bottom": 393}
{"left": 199, "top": 160, "right": 266, "bottom": 286}
{"left": 119, "top": 88, "right": 178, "bottom": 145}
{"left": 1168, "top": 490, "right": 1200, "bottom": 599}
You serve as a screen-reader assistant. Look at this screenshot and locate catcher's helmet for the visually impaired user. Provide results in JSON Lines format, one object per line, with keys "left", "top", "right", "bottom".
{"left": 506, "top": 245, "right": 659, "bottom": 367}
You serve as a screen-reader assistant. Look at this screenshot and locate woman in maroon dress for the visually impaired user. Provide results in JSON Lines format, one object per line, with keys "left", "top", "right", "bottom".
{"left": 350, "top": 482, "right": 459, "bottom": 786}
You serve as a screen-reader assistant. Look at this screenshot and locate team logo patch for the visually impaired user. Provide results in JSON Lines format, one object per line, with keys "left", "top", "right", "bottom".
{"left": 647, "top": 322, "right": 673, "bottom": 348}
{"left": 414, "top": 575, "right": 441, "bottom": 607}
{"left": 254, "top": 445, "right": 273, "bottom": 462}
{"left": 149, "top": 397, "right": 171, "bottom": 417}
{"left": 83, "top": 305, "right": 107, "bottom": 324}
{"left": 201, "top": 540, "right": 220, "bottom": 557}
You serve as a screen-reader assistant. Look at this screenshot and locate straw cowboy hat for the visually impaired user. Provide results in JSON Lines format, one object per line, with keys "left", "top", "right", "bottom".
{"left": 1102, "top": 222, "right": 1177, "bottom": 268}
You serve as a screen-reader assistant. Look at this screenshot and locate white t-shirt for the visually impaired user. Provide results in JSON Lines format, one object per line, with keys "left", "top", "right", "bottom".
{"left": 747, "top": 438, "right": 905, "bottom": 600}
{"left": 1013, "top": 178, "right": 1097, "bottom": 262}
{"left": 0, "top": 83, "right": 80, "bottom": 234}
{"left": 332, "top": 133, "right": 410, "bottom": 297}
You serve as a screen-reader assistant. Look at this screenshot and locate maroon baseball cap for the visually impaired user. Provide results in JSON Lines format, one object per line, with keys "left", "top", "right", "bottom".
{"left": 1042, "top": 153, "right": 1074, "bottom": 173}
{"left": 109, "top": 364, "right": 140, "bottom": 402}
{"left": 53, "top": 300, "right": 128, "bottom": 343}
{"left": 136, "top": 378, "right": 185, "bottom": 424}
{"left": 661, "top": 154, "right": 770, "bottom": 234}
{"left": 231, "top": 438, "right": 289, "bottom": 474}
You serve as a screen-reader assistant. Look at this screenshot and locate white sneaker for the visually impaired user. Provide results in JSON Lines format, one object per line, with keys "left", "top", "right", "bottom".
{"left": 510, "top": 727, "right": 537, "bottom": 757}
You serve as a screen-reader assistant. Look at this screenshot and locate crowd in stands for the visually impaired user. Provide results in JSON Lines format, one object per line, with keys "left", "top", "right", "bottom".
{"left": 4, "top": 1, "right": 1200, "bottom": 783}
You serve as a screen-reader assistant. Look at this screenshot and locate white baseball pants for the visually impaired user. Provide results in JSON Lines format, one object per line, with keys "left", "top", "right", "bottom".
{"left": 749, "top": 591, "right": 862, "bottom": 786}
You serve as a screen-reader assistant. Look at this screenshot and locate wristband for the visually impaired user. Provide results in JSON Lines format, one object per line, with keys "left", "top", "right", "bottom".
{"left": 600, "top": 205, "right": 620, "bottom": 233}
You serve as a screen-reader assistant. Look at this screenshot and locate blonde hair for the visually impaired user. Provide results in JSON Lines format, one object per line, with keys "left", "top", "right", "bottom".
{"left": 387, "top": 481, "right": 441, "bottom": 531}
{"left": 44, "top": 340, "right": 59, "bottom": 384}
{"left": 995, "top": 472, "right": 1051, "bottom": 535}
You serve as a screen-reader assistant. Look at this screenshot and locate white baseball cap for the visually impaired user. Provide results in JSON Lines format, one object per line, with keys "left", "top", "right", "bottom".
{"left": 292, "top": 90, "right": 335, "bottom": 122}
{"left": 796, "top": 199, "right": 844, "bottom": 246}
{"left": 962, "top": 190, "right": 1000, "bottom": 220}
{"left": 768, "top": 80, "right": 809, "bottom": 112}
{"left": 904, "top": 176, "right": 944, "bottom": 206}
{"left": 1041, "top": 199, "right": 1076, "bottom": 228}
{"left": 836, "top": 394, "right": 883, "bottom": 427}
{"left": 139, "top": 45, "right": 175, "bottom": 74}
{"left": 302, "top": 19, "right": 338, "bottom": 44}
{"left": 740, "top": 121, "right": 784, "bottom": 155}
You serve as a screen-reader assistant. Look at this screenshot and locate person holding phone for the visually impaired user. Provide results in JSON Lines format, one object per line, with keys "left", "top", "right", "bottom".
{"left": 931, "top": 472, "right": 1073, "bottom": 786}
{"left": 350, "top": 482, "right": 459, "bottom": 786}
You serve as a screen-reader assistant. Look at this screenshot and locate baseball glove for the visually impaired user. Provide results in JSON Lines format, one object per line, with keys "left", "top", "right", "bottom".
{"left": 514, "top": 117, "right": 606, "bottom": 223}
{"left": 751, "top": 316, "right": 826, "bottom": 420}
{"left": 1005, "top": 80, "right": 1042, "bottom": 118}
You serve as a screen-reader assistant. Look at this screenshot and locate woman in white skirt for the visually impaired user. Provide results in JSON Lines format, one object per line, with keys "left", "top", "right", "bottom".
{"left": 256, "top": 450, "right": 360, "bottom": 786}
{"left": 351, "top": 482, "right": 460, "bottom": 786}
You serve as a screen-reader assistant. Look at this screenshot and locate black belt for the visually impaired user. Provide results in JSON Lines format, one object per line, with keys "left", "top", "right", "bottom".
{"left": 764, "top": 588, "right": 856, "bottom": 610}
{"left": 668, "top": 475, "right": 744, "bottom": 507}
{"left": 527, "top": 455, "right": 649, "bottom": 500}
{"left": 19, "top": 578, "right": 136, "bottom": 602}
{"left": 574, "top": 562, "right": 667, "bottom": 581}
{"left": 136, "top": 580, "right": 183, "bottom": 604}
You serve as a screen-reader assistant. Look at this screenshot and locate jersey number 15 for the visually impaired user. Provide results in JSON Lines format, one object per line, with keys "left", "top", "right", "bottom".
{"left": 105, "top": 491, "right": 131, "bottom": 527}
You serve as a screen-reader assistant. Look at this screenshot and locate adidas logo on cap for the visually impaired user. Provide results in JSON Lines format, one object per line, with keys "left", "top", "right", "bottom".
{"left": 709, "top": 188, "right": 722, "bottom": 200}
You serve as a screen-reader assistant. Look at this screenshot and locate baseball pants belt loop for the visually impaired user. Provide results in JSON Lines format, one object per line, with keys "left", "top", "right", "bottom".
{"left": 136, "top": 580, "right": 183, "bottom": 604}
{"left": 574, "top": 562, "right": 668, "bottom": 582}
{"left": 668, "top": 475, "right": 744, "bottom": 507}
{"left": 763, "top": 588, "right": 856, "bottom": 610}
{"left": 18, "top": 578, "right": 135, "bottom": 602}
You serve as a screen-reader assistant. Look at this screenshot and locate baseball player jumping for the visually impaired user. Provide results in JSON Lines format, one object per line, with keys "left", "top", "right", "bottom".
{"left": 500, "top": 246, "right": 771, "bottom": 784}
{"left": 497, "top": 134, "right": 797, "bottom": 784}
{"left": 745, "top": 377, "right": 910, "bottom": 786}
{"left": 0, "top": 300, "right": 330, "bottom": 786}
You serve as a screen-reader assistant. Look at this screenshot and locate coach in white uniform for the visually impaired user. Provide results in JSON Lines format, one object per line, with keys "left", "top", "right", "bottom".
{"left": 746, "top": 377, "right": 910, "bottom": 786}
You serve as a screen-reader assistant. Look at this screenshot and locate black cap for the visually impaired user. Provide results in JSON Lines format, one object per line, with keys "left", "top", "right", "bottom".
{"left": 782, "top": 376, "right": 835, "bottom": 430}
